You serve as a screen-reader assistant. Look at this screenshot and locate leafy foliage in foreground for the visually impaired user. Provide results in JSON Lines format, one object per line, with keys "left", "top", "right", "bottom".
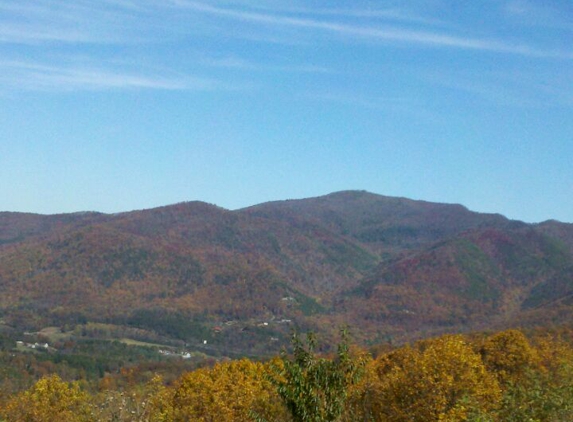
{"left": 264, "top": 330, "right": 363, "bottom": 422}
{"left": 354, "top": 335, "right": 501, "bottom": 421}
{"left": 1, "top": 328, "right": 573, "bottom": 421}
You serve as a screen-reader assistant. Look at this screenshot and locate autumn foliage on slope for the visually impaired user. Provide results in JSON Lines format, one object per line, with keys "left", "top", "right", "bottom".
{"left": 2, "top": 328, "right": 573, "bottom": 422}
{"left": 2, "top": 191, "right": 573, "bottom": 352}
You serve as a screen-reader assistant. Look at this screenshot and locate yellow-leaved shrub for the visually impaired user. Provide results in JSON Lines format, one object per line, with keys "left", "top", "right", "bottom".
{"left": 1, "top": 375, "right": 93, "bottom": 422}
{"left": 169, "top": 358, "right": 287, "bottom": 422}
{"left": 480, "top": 329, "right": 538, "bottom": 383}
{"left": 347, "top": 335, "right": 501, "bottom": 422}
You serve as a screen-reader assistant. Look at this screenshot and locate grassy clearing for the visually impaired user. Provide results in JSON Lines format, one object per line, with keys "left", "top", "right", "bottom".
{"left": 38, "top": 326, "right": 72, "bottom": 342}
{"left": 118, "top": 338, "right": 172, "bottom": 349}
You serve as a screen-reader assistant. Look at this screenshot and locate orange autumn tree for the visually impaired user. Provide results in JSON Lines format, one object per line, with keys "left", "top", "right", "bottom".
{"left": 356, "top": 334, "right": 501, "bottom": 422}
{"left": 480, "top": 329, "right": 539, "bottom": 383}
{"left": 1, "top": 375, "right": 93, "bottom": 422}
{"left": 485, "top": 330, "right": 573, "bottom": 421}
{"left": 169, "top": 358, "right": 287, "bottom": 422}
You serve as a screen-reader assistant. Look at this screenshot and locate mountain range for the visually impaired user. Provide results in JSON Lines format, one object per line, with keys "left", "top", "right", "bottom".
{"left": 1, "top": 191, "right": 572, "bottom": 352}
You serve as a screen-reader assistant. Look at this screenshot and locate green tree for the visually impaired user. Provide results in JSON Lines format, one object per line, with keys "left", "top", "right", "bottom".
{"left": 265, "top": 329, "right": 363, "bottom": 422}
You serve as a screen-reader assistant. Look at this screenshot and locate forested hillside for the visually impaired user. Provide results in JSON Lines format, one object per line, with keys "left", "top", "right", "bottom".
{"left": 1, "top": 191, "right": 572, "bottom": 352}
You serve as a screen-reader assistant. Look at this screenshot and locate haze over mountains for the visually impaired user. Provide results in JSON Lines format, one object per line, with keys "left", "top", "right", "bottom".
{"left": 1, "top": 191, "right": 572, "bottom": 352}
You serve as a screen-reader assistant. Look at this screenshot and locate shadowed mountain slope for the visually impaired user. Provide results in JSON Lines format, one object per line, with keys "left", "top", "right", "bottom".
{"left": 240, "top": 191, "right": 520, "bottom": 256}
{"left": 340, "top": 226, "right": 573, "bottom": 341}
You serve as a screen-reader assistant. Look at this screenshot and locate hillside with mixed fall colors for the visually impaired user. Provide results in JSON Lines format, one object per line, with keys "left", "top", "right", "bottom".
{"left": 1, "top": 191, "right": 573, "bottom": 352}
{"left": 2, "top": 328, "right": 573, "bottom": 421}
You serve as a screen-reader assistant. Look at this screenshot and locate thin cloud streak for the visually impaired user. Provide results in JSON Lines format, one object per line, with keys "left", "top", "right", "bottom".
{"left": 201, "top": 56, "right": 331, "bottom": 73}
{"left": 0, "top": 0, "right": 153, "bottom": 45}
{"left": 202, "top": 2, "right": 446, "bottom": 26}
{"left": 276, "top": 6, "right": 446, "bottom": 27}
{"left": 0, "top": 24, "right": 116, "bottom": 44}
{"left": 0, "top": 60, "right": 232, "bottom": 92}
{"left": 1, "top": 0, "right": 570, "bottom": 60}
{"left": 168, "top": 0, "right": 573, "bottom": 59}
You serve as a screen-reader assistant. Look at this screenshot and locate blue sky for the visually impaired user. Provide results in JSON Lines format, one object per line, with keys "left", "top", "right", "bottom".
{"left": 0, "top": 0, "right": 572, "bottom": 222}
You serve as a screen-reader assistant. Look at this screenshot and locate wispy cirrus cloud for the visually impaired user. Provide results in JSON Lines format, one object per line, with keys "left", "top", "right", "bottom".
{"left": 166, "top": 0, "right": 573, "bottom": 59}
{"left": 201, "top": 56, "right": 330, "bottom": 74}
{"left": 0, "top": 23, "right": 114, "bottom": 44}
{"left": 0, "top": 59, "right": 231, "bottom": 91}
{"left": 199, "top": 1, "right": 446, "bottom": 26}
{"left": 1, "top": 0, "right": 570, "bottom": 95}
{"left": 0, "top": 0, "right": 155, "bottom": 44}
{"left": 2, "top": 0, "right": 570, "bottom": 60}
{"left": 307, "top": 9, "right": 444, "bottom": 28}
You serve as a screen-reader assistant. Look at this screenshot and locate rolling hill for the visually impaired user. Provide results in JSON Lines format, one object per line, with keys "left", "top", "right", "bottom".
{"left": 1, "top": 191, "right": 572, "bottom": 352}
